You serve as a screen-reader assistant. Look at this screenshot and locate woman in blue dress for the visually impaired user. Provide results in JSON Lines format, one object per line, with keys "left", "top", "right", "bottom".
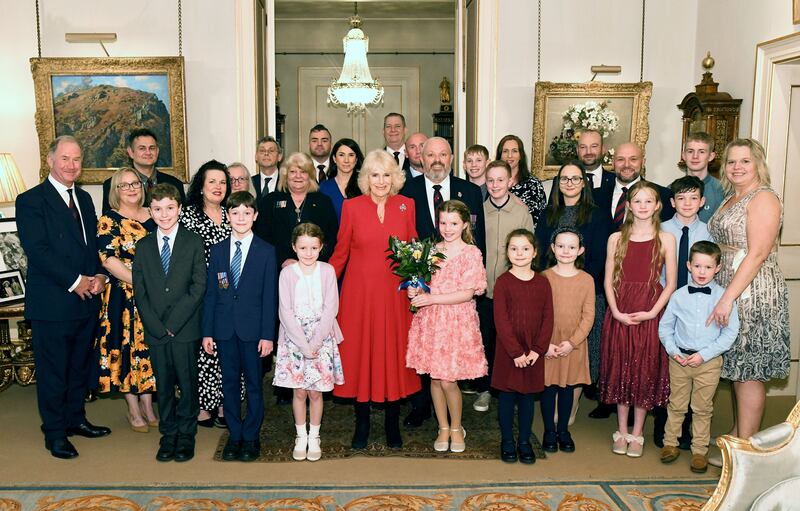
{"left": 319, "top": 138, "right": 364, "bottom": 221}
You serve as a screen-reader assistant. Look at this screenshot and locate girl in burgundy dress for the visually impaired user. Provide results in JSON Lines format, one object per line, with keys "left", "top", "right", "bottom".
{"left": 492, "top": 229, "right": 553, "bottom": 464}
{"left": 600, "top": 181, "right": 676, "bottom": 458}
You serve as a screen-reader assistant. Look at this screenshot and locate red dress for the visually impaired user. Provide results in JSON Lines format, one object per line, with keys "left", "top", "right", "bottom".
{"left": 329, "top": 194, "right": 421, "bottom": 402}
{"left": 599, "top": 239, "right": 669, "bottom": 409}
{"left": 491, "top": 271, "right": 553, "bottom": 394}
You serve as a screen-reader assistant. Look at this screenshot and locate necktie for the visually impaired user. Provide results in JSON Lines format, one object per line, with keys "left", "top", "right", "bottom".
{"left": 317, "top": 164, "right": 327, "bottom": 183}
{"left": 262, "top": 176, "right": 272, "bottom": 196}
{"left": 160, "top": 236, "right": 171, "bottom": 275}
{"left": 66, "top": 189, "right": 84, "bottom": 243}
{"left": 432, "top": 184, "right": 444, "bottom": 211}
{"left": 231, "top": 240, "right": 242, "bottom": 289}
{"left": 678, "top": 225, "right": 690, "bottom": 288}
{"left": 613, "top": 186, "right": 627, "bottom": 230}
{"left": 688, "top": 286, "right": 711, "bottom": 295}
{"left": 393, "top": 151, "right": 400, "bottom": 164}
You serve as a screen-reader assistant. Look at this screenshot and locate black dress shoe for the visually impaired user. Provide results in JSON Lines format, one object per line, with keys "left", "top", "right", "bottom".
{"left": 541, "top": 431, "right": 558, "bottom": 453}
{"left": 156, "top": 437, "right": 177, "bottom": 462}
{"left": 214, "top": 416, "right": 228, "bottom": 429}
{"left": 402, "top": 407, "right": 431, "bottom": 428}
{"left": 66, "top": 421, "right": 111, "bottom": 438}
{"left": 174, "top": 443, "right": 195, "bottom": 462}
{"left": 239, "top": 440, "right": 260, "bottom": 462}
{"left": 222, "top": 439, "right": 242, "bottom": 461}
{"left": 678, "top": 435, "right": 692, "bottom": 451}
{"left": 45, "top": 438, "right": 79, "bottom": 459}
{"left": 653, "top": 435, "right": 664, "bottom": 449}
{"left": 197, "top": 417, "right": 214, "bottom": 428}
{"left": 518, "top": 442, "right": 536, "bottom": 464}
{"left": 588, "top": 403, "right": 615, "bottom": 419}
{"left": 501, "top": 440, "right": 517, "bottom": 463}
{"left": 84, "top": 390, "right": 98, "bottom": 403}
{"left": 557, "top": 432, "right": 575, "bottom": 453}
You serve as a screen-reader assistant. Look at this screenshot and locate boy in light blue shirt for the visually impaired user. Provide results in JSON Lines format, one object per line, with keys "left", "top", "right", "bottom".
{"left": 658, "top": 241, "right": 739, "bottom": 474}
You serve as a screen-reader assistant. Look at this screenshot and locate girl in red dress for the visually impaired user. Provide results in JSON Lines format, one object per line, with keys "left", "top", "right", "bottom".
{"left": 492, "top": 229, "right": 553, "bottom": 464}
{"left": 600, "top": 181, "right": 676, "bottom": 458}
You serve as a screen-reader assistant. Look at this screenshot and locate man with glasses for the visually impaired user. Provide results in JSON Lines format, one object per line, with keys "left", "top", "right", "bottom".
{"left": 101, "top": 128, "right": 186, "bottom": 213}
{"left": 253, "top": 136, "right": 282, "bottom": 197}
{"left": 227, "top": 163, "right": 255, "bottom": 195}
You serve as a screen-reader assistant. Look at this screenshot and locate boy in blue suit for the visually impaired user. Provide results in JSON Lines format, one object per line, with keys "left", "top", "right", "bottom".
{"left": 202, "top": 191, "right": 277, "bottom": 462}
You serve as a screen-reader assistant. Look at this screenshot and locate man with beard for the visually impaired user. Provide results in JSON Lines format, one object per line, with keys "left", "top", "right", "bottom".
{"left": 400, "top": 136, "right": 486, "bottom": 428}
{"left": 404, "top": 132, "right": 428, "bottom": 181}
{"left": 308, "top": 124, "right": 332, "bottom": 182}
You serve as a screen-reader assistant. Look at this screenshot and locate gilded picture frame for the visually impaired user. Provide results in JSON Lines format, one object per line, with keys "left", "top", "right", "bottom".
{"left": 794, "top": 0, "right": 800, "bottom": 24}
{"left": 30, "top": 57, "right": 189, "bottom": 185}
{"left": 531, "top": 81, "right": 653, "bottom": 180}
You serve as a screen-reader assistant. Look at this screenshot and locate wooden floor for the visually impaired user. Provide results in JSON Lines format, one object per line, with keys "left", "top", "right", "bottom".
{"left": 0, "top": 381, "right": 794, "bottom": 485}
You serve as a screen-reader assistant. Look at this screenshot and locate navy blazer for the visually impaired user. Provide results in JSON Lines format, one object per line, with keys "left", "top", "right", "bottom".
{"left": 400, "top": 174, "right": 486, "bottom": 256}
{"left": 16, "top": 179, "right": 102, "bottom": 321}
{"left": 593, "top": 176, "right": 675, "bottom": 226}
{"left": 202, "top": 235, "right": 278, "bottom": 342}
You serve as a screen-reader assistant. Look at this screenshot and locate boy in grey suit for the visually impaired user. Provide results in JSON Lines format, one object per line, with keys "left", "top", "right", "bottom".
{"left": 132, "top": 184, "right": 207, "bottom": 462}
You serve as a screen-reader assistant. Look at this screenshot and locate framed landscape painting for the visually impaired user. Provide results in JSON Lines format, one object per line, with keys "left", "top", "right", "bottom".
{"left": 30, "top": 57, "right": 189, "bottom": 184}
{"left": 531, "top": 81, "right": 653, "bottom": 180}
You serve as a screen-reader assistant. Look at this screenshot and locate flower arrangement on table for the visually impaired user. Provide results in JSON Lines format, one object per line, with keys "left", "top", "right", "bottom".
{"left": 387, "top": 236, "right": 446, "bottom": 312}
{"left": 549, "top": 100, "right": 619, "bottom": 165}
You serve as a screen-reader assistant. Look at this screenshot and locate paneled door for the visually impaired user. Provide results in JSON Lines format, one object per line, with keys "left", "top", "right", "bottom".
{"left": 298, "top": 67, "right": 420, "bottom": 153}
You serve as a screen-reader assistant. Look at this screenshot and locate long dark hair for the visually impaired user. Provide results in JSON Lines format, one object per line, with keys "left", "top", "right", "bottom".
{"left": 546, "top": 160, "right": 595, "bottom": 227}
{"left": 187, "top": 160, "right": 230, "bottom": 209}
{"left": 328, "top": 138, "right": 364, "bottom": 199}
{"left": 495, "top": 134, "right": 530, "bottom": 182}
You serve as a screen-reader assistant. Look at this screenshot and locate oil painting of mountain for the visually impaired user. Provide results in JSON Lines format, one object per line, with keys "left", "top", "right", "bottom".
{"left": 51, "top": 74, "right": 172, "bottom": 168}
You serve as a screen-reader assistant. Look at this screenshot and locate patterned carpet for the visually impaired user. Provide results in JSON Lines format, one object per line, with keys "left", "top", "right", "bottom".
{"left": 213, "top": 394, "right": 545, "bottom": 462}
{"left": 0, "top": 480, "right": 717, "bottom": 510}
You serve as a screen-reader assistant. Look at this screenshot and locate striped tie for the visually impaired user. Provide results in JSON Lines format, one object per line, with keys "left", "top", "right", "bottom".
{"left": 613, "top": 187, "right": 628, "bottom": 230}
{"left": 160, "top": 236, "right": 171, "bottom": 274}
{"left": 231, "top": 240, "right": 242, "bottom": 288}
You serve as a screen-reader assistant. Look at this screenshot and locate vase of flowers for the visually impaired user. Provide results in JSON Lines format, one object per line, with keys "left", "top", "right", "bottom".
{"left": 549, "top": 100, "right": 619, "bottom": 165}
{"left": 386, "top": 236, "right": 445, "bottom": 312}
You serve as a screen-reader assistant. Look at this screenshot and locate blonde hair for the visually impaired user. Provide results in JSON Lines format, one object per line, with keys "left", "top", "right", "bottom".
{"left": 611, "top": 181, "right": 663, "bottom": 292}
{"left": 436, "top": 200, "right": 475, "bottom": 245}
{"left": 357, "top": 149, "right": 406, "bottom": 195}
{"left": 108, "top": 168, "right": 144, "bottom": 210}
{"left": 719, "top": 138, "right": 770, "bottom": 195}
{"left": 277, "top": 152, "right": 320, "bottom": 193}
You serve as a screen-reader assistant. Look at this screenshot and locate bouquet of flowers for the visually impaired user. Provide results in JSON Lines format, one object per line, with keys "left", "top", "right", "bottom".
{"left": 386, "top": 236, "right": 445, "bottom": 312}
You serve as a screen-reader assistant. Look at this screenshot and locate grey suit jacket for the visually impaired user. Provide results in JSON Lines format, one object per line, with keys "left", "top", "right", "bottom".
{"left": 132, "top": 226, "right": 207, "bottom": 345}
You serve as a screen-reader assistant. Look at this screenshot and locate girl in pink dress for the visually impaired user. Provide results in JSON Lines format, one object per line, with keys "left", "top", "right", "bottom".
{"left": 406, "top": 200, "right": 488, "bottom": 453}
{"left": 600, "top": 181, "right": 676, "bottom": 458}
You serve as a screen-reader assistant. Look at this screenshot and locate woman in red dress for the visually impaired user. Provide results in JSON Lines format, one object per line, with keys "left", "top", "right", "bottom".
{"left": 329, "top": 150, "right": 421, "bottom": 449}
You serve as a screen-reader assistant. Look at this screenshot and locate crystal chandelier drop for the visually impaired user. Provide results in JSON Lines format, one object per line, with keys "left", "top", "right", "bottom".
{"left": 327, "top": 5, "right": 384, "bottom": 115}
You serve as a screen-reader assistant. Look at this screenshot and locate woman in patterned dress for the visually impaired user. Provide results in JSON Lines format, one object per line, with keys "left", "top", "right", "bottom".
{"left": 707, "top": 138, "right": 790, "bottom": 441}
{"left": 495, "top": 134, "right": 547, "bottom": 226}
{"left": 179, "top": 160, "right": 232, "bottom": 428}
{"left": 95, "top": 168, "right": 157, "bottom": 432}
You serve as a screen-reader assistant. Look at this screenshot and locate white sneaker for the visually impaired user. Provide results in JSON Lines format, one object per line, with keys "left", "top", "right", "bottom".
{"left": 708, "top": 454, "right": 723, "bottom": 468}
{"left": 292, "top": 434, "right": 308, "bottom": 461}
{"left": 307, "top": 434, "right": 321, "bottom": 461}
{"left": 473, "top": 391, "right": 491, "bottom": 412}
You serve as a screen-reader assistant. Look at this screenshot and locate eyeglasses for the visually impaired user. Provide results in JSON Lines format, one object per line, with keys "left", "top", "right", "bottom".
{"left": 230, "top": 177, "right": 249, "bottom": 184}
{"left": 559, "top": 176, "right": 584, "bottom": 185}
{"left": 117, "top": 181, "right": 143, "bottom": 190}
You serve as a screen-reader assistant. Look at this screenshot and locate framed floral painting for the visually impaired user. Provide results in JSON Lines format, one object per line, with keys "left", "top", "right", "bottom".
{"left": 531, "top": 81, "right": 653, "bottom": 180}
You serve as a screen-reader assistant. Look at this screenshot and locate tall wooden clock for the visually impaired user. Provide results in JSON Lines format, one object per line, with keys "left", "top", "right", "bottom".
{"left": 677, "top": 53, "right": 742, "bottom": 177}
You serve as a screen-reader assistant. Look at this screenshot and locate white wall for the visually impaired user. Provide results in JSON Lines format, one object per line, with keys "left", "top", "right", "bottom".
{"left": 490, "top": 0, "right": 698, "bottom": 187}
{"left": 0, "top": 0, "right": 255, "bottom": 213}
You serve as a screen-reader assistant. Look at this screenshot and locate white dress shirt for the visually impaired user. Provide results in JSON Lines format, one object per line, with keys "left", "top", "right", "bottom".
{"left": 611, "top": 175, "right": 641, "bottom": 218}
{"left": 230, "top": 232, "right": 254, "bottom": 268}
{"left": 49, "top": 175, "right": 88, "bottom": 292}
{"left": 312, "top": 158, "right": 330, "bottom": 178}
{"left": 585, "top": 164, "right": 604, "bottom": 189}
{"left": 385, "top": 145, "right": 407, "bottom": 168}
{"left": 259, "top": 170, "right": 278, "bottom": 195}
{"left": 157, "top": 226, "right": 178, "bottom": 255}
{"left": 424, "top": 175, "right": 451, "bottom": 225}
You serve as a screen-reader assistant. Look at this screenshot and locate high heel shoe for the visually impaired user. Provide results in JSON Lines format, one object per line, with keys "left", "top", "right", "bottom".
{"left": 434, "top": 427, "right": 450, "bottom": 452}
{"left": 127, "top": 414, "right": 149, "bottom": 433}
{"left": 450, "top": 427, "right": 466, "bottom": 453}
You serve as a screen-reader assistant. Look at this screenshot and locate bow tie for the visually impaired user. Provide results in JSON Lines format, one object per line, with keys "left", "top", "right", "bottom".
{"left": 688, "top": 286, "right": 711, "bottom": 295}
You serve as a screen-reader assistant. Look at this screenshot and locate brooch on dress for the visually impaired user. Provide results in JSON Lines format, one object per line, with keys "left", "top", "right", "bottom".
{"left": 457, "top": 191, "right": 463, "bottom": 198}
{"left": 400, "top": 203, "right": 407, "bottom": 212}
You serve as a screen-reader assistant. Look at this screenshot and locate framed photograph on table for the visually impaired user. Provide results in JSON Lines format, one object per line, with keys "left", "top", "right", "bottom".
{"left": 0, "top": 218, "right": 26, "bottom": 279}
{"left": 531, "top": 81, "right": 653, "bottom": 181}
{"left": 0, "top": 270, "right": 25, "bottom": 306}
{"left": 30, "top": 56, "right": 189, "bottom": 185}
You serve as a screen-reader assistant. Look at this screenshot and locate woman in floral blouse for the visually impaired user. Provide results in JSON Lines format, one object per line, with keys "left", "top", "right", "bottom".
{"left": 495, "top": 134, "right": 547, "bottom": 226}
{"left": 96, "top": 168, "right": 158, "bottom": 432}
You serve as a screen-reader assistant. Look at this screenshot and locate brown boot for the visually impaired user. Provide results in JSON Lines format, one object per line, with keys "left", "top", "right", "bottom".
{"left": 660, "top": 445, "right": 680, "bottom": 464}
{"left": 690, "top": 454, "right": 708, "bottom": 473}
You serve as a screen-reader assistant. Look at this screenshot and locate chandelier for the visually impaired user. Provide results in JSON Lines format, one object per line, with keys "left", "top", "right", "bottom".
{"left": 327, "top": 4, "right": 384, "bottom": 115}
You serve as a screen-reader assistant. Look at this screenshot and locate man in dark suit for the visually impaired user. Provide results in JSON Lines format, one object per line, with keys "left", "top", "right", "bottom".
{"left": 252, "top": 136, "right": 282, "bottom": 198}
{"left": 383, "top": 112, "right": 411, "bottom": 176}
{"left": 100, "top": 128, "right": 186, "bottom": 213}
{"left": 16, "top": 135, "right": 111, "bottom": 459}
{"left": 309, "top": 124, "right": 332, "bottom": 182}
{"left": 404, "top": 132, "right": 428, "bottom": 182}
{"left": 400, "top": 136, "right": 486, "bottom": 428}
{"left": 203, "top": 192, "right": 277, "bottom": 462}
{"left": 133, "top": 183, "right": 207, "bottom": 462}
